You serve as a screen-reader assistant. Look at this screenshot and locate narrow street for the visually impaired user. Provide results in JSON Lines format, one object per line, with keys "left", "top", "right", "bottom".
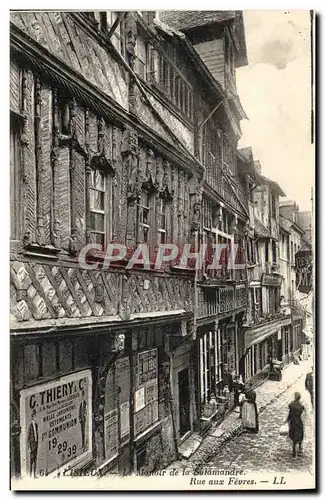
{"left": 208, "top": 371, "right": 314, "bottom": 474}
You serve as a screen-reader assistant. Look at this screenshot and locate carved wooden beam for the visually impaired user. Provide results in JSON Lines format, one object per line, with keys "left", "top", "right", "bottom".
{"left": 69, "top": 98, "right": 77, "bottom": 253}
{"left": 20, "top": 69, "right": 31, "bottom": 245}
{"left": 34, "top": 75, "right": 46, "bottom": 246}
{"left": 85, "top": 108, "right": 92, "bottom": 244}
{"left": 51, "top": 88, "right": 61, "bottom": 249}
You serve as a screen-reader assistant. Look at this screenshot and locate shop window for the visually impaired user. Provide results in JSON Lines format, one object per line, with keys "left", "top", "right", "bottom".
{"left": 138, "top": 192, "right": 150, "bottom": 243}
{"left": 59, "top": 340, "right": 73, "bottom": 374}
{"left": 89, "top": 168, "right": 109, "bottom": 246}
{"left": 200, "top": 329, "right": 226, "bottom": 406}
{"left": 42, "top": 342, "right": 57, "bottom": 378}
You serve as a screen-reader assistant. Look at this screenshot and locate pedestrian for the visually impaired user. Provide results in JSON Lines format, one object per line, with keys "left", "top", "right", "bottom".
{"left": 287, "top": 392, "right": 305, "bottom": 458}
{"left": 233, "top": 375, "right": 245, "bottom": 406}
{"left": 222, "top": 364, "right": 233, "bottom": 393}
{"left": 241, "top": 382, "right": 259, "bottom": 433}
{"left": 305, "top": 367, "right": 314, "bottom": 408}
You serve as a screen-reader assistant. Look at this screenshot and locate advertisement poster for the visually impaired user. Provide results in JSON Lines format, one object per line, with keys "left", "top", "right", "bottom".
{"left": 134, "top": 349, "right": 159, "bottom": 436}
{"left": 104, "top": 410, "right": 118, "bottom": 461}
{"left": 19, "top": 370, "right": 92, "bottom": 478}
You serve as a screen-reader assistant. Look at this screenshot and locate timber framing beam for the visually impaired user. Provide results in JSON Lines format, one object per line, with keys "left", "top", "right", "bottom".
{"left": 10, "top": 22, "right": 203, "bottom": 178}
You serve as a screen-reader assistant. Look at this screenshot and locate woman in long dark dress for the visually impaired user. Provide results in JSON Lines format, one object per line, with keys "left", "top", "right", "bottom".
{"left": 242, "top": 383, "right": 259, "bottom": 433}
{"left": 287, "top": 392, "right": 305, "bottom": 457}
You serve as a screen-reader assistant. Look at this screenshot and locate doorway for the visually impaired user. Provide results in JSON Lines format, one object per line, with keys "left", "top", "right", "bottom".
{"left": 178, "top": 368, "right": 191, "bottom": 438}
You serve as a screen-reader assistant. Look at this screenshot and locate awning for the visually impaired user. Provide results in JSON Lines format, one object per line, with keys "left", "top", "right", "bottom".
{"left": 244, "top": 317, "right": 285, "bottom": 349}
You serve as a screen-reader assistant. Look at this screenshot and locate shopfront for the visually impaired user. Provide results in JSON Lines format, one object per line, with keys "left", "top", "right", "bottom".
{"left": 243, "top": 317, "right": 284, "bottom": 385}
{"left": 10, "top": 320, "right": 185, "bottom": 478}
{"left": 11, "top": 334, "right": 93, "bottom": 478}
{"left": 196, "top": 314, "right": 243, "bottom": 424}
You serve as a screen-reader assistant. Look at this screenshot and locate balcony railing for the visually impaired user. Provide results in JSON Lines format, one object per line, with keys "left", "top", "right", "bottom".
{"left": 198, "top": 285, "right": 247, "bottom": 319}
{"left": 201, "top": 266, "right": 247, "bottom": 284}
{"left": 204, "top": 159, "right": 248, "bottom": 215}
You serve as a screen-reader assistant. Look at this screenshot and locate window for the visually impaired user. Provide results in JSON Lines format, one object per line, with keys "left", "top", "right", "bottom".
{"left": 272, "top": 240, "right": 277, "bottom": 263}
{"left": 146, "top": 44, "right": 159, "bottom": 83}
{"left": 200, "top": 329, "right": 226, "bottom": 407}
{"left": 10, "top": 112, "right": 22, "bottom": 240}
{"left": 246, "top": 238, "right": 256, "bottom": 264}
{"left": 291, "top": 241, "right": 294, "bottom": 263}
{"left": 89, "top": 168, "right": 107, "bottom": 246}
{"left": 56, "top": 92, "right": 71, "bottom": 135}
{"left": 146, "top": 45, "right": 193, "bottom": 121}
{"left": 141, "top": 11, "right": 156, "bottom": 23}
{"left": 135, "top": 38, "right": 146, "bottom": 79}
{"left": 158, "top": 198, "right": 166, "bottom": 244}
{"left": 138, "top": 192, "right": 150, "bottom": 243}
{"left": 97, "top": 12, "right": 126, "bottom": 55}
{"left": 265, "top": 242, "right": 269, "bottom": 263}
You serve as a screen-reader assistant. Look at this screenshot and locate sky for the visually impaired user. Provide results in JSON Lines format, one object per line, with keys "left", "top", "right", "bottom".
{"left": 237, "top": 10, "right": 314, "bottom": 211}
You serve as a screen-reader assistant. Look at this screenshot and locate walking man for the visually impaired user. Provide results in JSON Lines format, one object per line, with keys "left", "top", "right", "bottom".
{"left": 305, "top": 366, "right": 314, "bottom": 408}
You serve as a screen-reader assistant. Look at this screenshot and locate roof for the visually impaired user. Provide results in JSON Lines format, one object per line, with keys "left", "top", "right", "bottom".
{"left": 236, "top": 148, "right": 263, "bottom": 183}
{"left": 159, "top": 10, "right": 236, "bottom": 31}
{"left": 279, "top": 199, "right": 297, "bottom": 207}
{"left": 261, "top": 176, "right": 286, "bottom": 197}
{"left": 153, "top": 17, "right": 244, "bottom": 138}
{"left": 237, "top": 147, "right": 253, "bottom": 163}
{"left": 279, "top": 214, "right": 305, "bottom": 236}
{"left": 254, "top": 217, "right": 271, "bottom": 239}
{"left": 279, "top": 215, "right": 291, "bottom": 234}
{"left": 158, "top": 10, "right": 248, "bottom": 67}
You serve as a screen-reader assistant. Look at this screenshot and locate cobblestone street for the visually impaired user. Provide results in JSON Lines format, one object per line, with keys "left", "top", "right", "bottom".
{"left": 167, "top": 360, "right": 315, "bottom": 479}
{"left": 208, "top": 370, "right": 314, "bottom": 474}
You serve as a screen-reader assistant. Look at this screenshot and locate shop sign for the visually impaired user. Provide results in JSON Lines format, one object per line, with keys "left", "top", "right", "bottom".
{"left": 19, "top": 370, "right": 92, "bottom": 478}
{"left": 261, "top": 273, "right": 282, "bottom": 287}
{"left": 137, "top": 349, "right": 157, "bottom": 386}
{"left": 296, "top": 250, "right": 312, "bottom": 294}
